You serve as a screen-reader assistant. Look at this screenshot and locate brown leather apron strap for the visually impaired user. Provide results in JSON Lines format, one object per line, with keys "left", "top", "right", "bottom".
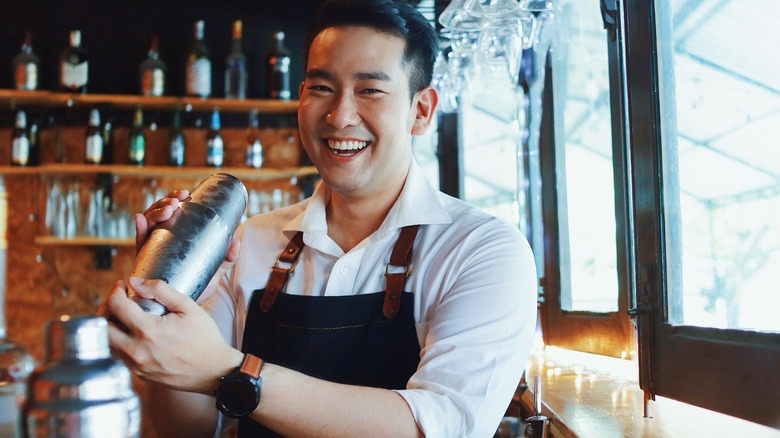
{"left": 260, "top": 231, "right": 304, "bottom": 312}
{"left": 383, "top": 225, "right": 421, "bottom": 319}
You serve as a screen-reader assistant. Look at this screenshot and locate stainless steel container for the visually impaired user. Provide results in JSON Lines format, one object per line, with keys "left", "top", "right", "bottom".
{"left": 24, "top": 315, "right": 140, "bottom": 438}
{"left": 129, "top": 173, "right": 248, "bottom": 315}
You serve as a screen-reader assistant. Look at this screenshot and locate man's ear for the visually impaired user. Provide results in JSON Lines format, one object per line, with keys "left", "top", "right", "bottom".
{"left": 411, "top": 86, "right": 439, "bottom": 135}
{"left": 298, "top": 81, "right": 305, "bottom": 98}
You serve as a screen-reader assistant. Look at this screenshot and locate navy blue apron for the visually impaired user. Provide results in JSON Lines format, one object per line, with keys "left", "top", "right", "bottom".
{"left": 238, "top": 226, "right": 422, "bottom": 437}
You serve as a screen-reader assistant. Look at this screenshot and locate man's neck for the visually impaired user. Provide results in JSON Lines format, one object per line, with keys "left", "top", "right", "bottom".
{"left": 326, "top": 181, "right": 406, "bottom": 253}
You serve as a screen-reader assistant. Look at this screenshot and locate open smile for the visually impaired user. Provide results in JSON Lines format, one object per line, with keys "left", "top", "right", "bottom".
{"left": 326, "top": 139, "right": 370, "bottom": 157}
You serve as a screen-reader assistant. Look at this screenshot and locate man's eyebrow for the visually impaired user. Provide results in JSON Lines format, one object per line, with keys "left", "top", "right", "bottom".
{"left": 304, "top": 69, "right": 392, "bottom": 82}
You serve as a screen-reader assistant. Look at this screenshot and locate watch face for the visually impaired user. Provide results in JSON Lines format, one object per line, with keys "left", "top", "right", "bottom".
{"left": 217, "top": 377, "right": 261, "bottom": 417}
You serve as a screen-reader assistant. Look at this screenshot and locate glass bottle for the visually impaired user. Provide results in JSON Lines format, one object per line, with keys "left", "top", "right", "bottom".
{"left": 225, "top": 20, "right": 247, "bottom": 99}
{"left": 60, "top": 30, "right": 88, "bottom": 94}
{"left": 169, "top": 108, "right": 186, "bottom": 167}
{"left": 102, "top": 119, "right": 114, "bottom": 164}
{"left": 245, "top": 110, "right": 263, "bottom": 168}
{"left": 267, "top": 31, "right": 291, "bottom": 101}
{"left": 206, "top": 109, "right": 223, "bottom": 168}
{"left": 84, "top": 108, "right": 103, "bottom": 164}
{"left": 28, "top": 121, "right": 39, "bottom": 166}
{"left": 0, "top": 175, "right": 35, "bottom": 438}
{"left": 186, "top": 20, "right": 211, "bottom": 98}
{"left": 139, "top": 35, "right": 166, "bottom": 97}
{"left": 128, "top": 106, "right": 146, "bottom": 166}
{"left": 10, "top": 110, "right": 30, "bottom": 167}
{"left": 12, "top": 30, "right": 40, "bottom": 91}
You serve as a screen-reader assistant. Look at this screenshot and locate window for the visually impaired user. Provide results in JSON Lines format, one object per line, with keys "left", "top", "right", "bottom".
{"left": 538, "top": 0, "right": 634, "bottom": 358}
{"left": 626, "top": 0, "right": 780, "bottom": 427}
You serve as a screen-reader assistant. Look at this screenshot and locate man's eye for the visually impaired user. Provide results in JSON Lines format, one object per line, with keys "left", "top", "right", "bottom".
{"left": 308, "top": 85, "right": 332, "bottom": 92}
{"left": 361, "top": 88, "right": 384, "bottom": 95}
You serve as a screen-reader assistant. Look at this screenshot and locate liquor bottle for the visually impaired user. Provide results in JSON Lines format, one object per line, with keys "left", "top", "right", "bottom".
{"left": 84, "top": 108, "right": 103, "bottom": 164}
{"left": 225, "top": 20, "right": 247, "bottom": 99}
{"left": 12, "top": 30, "right": 40, "bottom": 91}
{"left": 28, "top": 121, "right": 40, "bottom": 166}
{"left": 267, "top": 31, "right": 291, "bottom": 100}
{"left": 10, "top": 110, "right": 30, "bottom": 166}
{"left": 186, "top": 20, "right": 211, "bottom": 98}
{"left": 139, "top": 35, "right": 166, "bottom": 97}
{"left": 102, "top": 119, "right": 113, "bottom": 164}
{"left": 128, "top": 106, "right": 146, "bottom": 165}
{"left": 169, "top": 108, "right": 186, "bottom": 167}
{"left": 60, "top": 30, "right": 88, "bottom": 94}
{"left": 0, "top": 175, "right": 35, "bottom": 438}
{"left": 245, "top": 110, "right": 263, "bottom": 168}
{"left": 206, "top": 109, "right": 223, "bottom": 167}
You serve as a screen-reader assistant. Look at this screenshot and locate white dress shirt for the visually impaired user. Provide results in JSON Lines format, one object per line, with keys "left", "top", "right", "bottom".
{"left": 203, "top": 158, "right": 538, "bottom": 438}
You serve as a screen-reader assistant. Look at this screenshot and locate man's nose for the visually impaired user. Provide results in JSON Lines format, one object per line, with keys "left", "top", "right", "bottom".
{"left": 325, "top": 93, "right": 360, "bottom": 129}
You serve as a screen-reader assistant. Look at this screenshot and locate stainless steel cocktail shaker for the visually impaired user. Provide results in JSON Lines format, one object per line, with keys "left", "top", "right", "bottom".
{"left": 24, "top": 315, "right": 140, "bottom": 438}
{"left": 129, "top": 173, "right": 247, "bottom": 315}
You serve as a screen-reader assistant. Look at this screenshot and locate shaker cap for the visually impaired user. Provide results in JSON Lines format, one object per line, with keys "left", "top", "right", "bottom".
{"left": 47, "top": 314, "right": 111, "bottom": 361}
{"left": 188, "top": 173, "right": 248, "bottom": 230}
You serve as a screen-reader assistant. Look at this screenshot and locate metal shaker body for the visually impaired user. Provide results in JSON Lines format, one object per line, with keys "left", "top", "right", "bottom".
{"left": 24, "top": 315, "right": 140, "bottom": 438}
{"left": 129, "top": 173, "right": 248, "bottom": 315}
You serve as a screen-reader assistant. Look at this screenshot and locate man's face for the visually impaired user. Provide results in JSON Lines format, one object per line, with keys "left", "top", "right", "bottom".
{"left": 298, "top": 26, "right": 430, "bottom": 201}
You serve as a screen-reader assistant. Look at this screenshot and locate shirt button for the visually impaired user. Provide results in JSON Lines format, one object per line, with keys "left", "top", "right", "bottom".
{"left": 339, "top": 266, "right": 349, "bottom": 275}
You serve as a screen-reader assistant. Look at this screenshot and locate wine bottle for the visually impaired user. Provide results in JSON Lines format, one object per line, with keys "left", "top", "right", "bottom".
{"left": 169, "top": 108, "right": 186, "bottom": 167}
{"left": 186, "top": 21, "right": 211, "bottom": 98}
{"left": 12, "top": 30, "right": 40, "bottom": 91}
{"left": 139, "top": 35, "right": 166, "bottom": 97}
{"left": 128, "top": 106, "right": 146, "bottom": 165}
{"left": 84, "top": 108, "right": 103, "bottom": 164}
{"left": 10, "top": 110, "right": 30, "bottom": 166}
{"left": 0, "top": 175, "right": 35, "bottom": 437}
{"left": 225, "top": 20, "right": 247, "bottom": 99}
{"left": 267, "top": 31, "right": 291, "bottom": 101}
{"left": 206, "top": 109, "right": 223, "bottom": 168}
{"left": 245, "top": 110, "right": 263, "bottom": 168}
{"left": 28, "top": 120, "right": 40, "bottom": 166}
{"left": 60, "top": 30, "right": 88, "bottom": 94}
{"left": 102, "top": 119, "right": 113, "bottom": 164}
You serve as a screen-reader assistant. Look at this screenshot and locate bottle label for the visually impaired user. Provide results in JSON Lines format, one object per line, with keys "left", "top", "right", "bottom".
{"left": 169, "top": 136, "right": 185, "bottom": 166}
{"left": 62, "top": 61, "right": 88, "bottom": 88}
{"left": 187, "top": 59, "right": 211, "bottom": 97}
{"left": 269, "top": 57, "right": 291, "bottom": 100}
{"left": 142, "top": 68, "right": 165, "bottom": 97}
{"left": 12, "top": 137, "right": 30, "bottom": 166}
{"left": 129, "top": 136, "right": 146, "bottom": 164}
{"left": 15, "top": 63, "right": 38, "bottom": 91}
{"left": 207, "top": 137, "right": 224, "bottom": 167}
{"left": 85, "top": 134, "right": 104, "bottom": 163}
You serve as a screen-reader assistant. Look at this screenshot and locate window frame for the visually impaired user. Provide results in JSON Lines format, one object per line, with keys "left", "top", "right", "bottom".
{"left": 538, "top": 0, "right": 635, "bottom": 359}
{"left": 623, "top": 0, "right": 780, "bottom": 427}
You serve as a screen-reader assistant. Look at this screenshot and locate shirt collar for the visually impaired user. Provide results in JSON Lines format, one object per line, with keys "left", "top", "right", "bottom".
{"left": 283, "top": 158, "right": 452, "bottom": 241}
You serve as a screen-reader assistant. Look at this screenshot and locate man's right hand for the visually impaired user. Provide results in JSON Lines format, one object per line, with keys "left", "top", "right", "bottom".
{"left": 133, "top": 188, "right": 241, "bottom": 302}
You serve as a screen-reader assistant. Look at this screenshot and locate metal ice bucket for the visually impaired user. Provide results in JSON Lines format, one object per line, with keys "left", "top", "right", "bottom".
{"left": 24, "top": 315, "right": 140, "bottom": 438}
{"left": 129, "top": 173, "right": 247, "bottom": 315}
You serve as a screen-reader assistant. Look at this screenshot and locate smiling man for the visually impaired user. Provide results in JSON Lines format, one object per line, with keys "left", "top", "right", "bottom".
{"left": 104, "top": 1, "right": 537, "bottom": 437}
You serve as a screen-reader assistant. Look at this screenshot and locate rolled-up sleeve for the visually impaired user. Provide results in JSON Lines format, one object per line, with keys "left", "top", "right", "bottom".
{"left": 396, "top": 222, "right": 537, "bottom": 438}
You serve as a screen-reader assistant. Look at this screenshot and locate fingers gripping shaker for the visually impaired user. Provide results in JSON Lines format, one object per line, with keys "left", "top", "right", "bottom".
{"left": 129, "top": 173, "right": 247, "bottom": 315}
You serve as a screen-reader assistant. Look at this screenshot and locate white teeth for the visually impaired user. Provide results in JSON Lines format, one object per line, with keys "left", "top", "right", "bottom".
{"left": 328, "top": 139, "right": 368, "bottom": 151}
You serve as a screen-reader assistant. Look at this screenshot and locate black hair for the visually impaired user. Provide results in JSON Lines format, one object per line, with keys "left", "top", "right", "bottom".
{"left": 304, "top": 0, "right": 439, "bottom": 98}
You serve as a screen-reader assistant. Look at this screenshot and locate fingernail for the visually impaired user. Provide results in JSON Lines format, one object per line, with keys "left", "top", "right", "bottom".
{"left": 128, "top": 276, "right": 144, "bottom": 287}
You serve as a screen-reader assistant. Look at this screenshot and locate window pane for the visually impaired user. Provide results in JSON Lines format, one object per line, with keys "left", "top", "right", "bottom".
{"left": 555, "top": 0, "right": 619, "bottom": 312}
{"left": 660, "top": 0, "right": 780, "bottom": 331}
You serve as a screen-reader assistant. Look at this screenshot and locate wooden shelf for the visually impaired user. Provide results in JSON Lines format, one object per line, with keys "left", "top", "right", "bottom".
{"left": 35, "top": 236, "right": 135, "bottom": 247}
{"left": 0, "top": 89, "right": 298, "bottom": 114}
{"left": 1, "top": 164, "right": 319, "bottom": 180}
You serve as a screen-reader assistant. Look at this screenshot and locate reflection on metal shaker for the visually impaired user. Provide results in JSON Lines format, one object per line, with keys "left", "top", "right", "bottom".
{"left": 129, "top": 173, "right": 248, "bottom": 315}
{"left": 24, "top": 315, "right": 140, "bottom": 438}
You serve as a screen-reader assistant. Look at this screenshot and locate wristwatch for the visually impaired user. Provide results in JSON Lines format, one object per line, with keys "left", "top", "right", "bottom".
{"left": 215, "top": 353, "right": 264, "bottom": 418}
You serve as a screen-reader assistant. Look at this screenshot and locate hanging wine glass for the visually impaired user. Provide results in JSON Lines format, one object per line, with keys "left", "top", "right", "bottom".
{"left": 439, "top": 0, "right": 489, "bottom": 32}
